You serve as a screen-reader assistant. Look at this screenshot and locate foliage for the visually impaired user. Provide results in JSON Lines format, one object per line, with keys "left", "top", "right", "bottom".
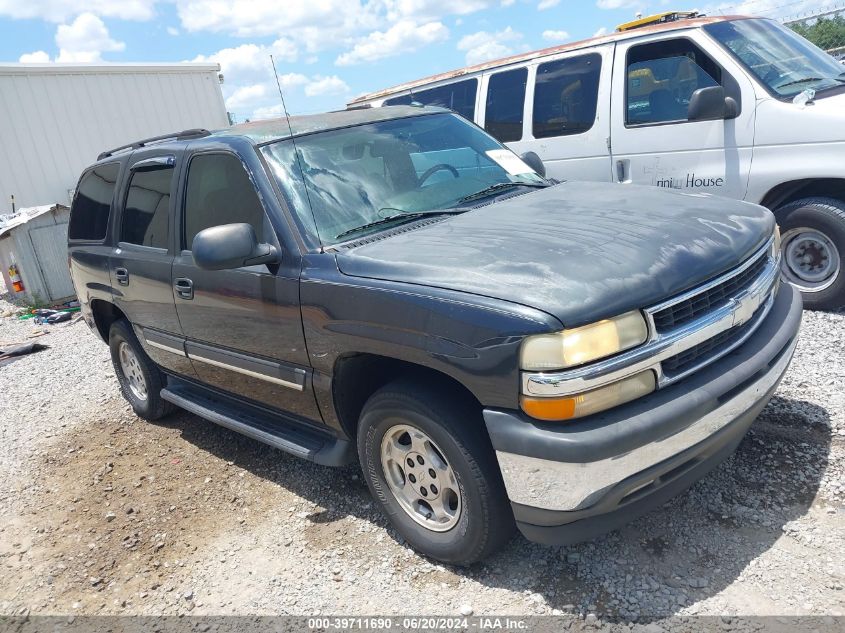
{"left": 790, "top": 15, "right": 845, "bottom": 53}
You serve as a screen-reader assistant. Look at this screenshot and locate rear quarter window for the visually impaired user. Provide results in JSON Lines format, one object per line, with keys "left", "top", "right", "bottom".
{"left": 68, "top": 163, "right": 120, "bottom": 241}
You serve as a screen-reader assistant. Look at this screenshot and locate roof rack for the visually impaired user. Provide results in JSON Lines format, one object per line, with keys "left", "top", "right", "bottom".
{"left": 616, "top": 11, "right": 702, "bottom": 32}
{"left": 97, "top": 128, "right": 212, "bottom": 161}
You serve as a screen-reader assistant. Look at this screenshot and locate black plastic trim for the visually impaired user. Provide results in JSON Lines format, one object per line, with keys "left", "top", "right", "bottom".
{"left": 184, "top": 341, "right": 307, "bottom": 389}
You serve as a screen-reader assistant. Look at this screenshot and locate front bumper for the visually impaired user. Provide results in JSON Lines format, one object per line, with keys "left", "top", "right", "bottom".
{"left": 483, "top": 283, "right": 802, "bottom": 545}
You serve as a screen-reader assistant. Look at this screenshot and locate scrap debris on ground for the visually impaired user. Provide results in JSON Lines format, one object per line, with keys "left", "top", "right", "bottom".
{"left": 0, "top": 296, "right": 842, "bottom": 622}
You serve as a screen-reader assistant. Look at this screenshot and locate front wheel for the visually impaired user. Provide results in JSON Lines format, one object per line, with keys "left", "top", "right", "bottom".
{"left": 357, "top": 380, "right": 514, "bottom": 565}
{"left": 775, "top": 197, "right": 845, "bottom": 311}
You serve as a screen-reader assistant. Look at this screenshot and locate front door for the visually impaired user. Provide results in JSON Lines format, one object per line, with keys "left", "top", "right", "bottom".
{"left": 171, "top": 150, "right": 321, "bottom": 421}
{"left": 610, "top": 31, "right": 756, "bottom": 199}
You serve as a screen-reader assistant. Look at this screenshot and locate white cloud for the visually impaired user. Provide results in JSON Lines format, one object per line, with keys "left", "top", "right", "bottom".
{"left": 166, "top": 26, "right": 179, "bottom": 36}
{"left": 19, "top": 50, "right": 51, "bottom": 63}
{"left": 542, "top": 29, "right": 569, "bottom": 41}
{"left": 193, "top": 39, "right": 298, "bottom": 87}
{"left": 0, "top": 0, "right": 157, "bottom": 22}
{"left": 593, "top": 26, "right": 608, "bottom": 37}
{"left": 336, "top": 20, "right": 449, "bottom": 66}
{"left": 305, "top": 75, "right": 350, "bottom": 96}
{"left": 457, "top": 26, "right": 523, "bottom": 65}
{"left": 175, "top": 0, "right": 379, "bottom": 42}
{"left": 386, "top": 0, "right": 498, "bottom": 21}
{"left": 538, "top": 0, "right": 560, "bottom": 9}
{"left": 703, "top": 0, "right": 820, "bottom": 19}
{"left": 55, "top": 13, "right": 125, "bottom": 62}
{"left": 595, "top": 0, "right": 641, "bottom": 8}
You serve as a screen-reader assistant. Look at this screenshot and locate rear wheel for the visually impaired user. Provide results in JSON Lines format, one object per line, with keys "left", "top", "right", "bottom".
{"left": 109, "top": 320, "right": 174, "bottom": 421}
{"left": 775, "top": 197, "right": 845, "bottom": 311}
{"left": 357, "top": 380, "right": 514, "bottom": 565}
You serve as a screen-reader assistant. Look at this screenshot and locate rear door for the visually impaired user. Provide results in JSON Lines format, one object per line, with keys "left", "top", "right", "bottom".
{"left": 110, "top": 151, "right": 195, "bottom": 377}
{"left": 502, "top": 46, "right": 613, "bottom": 182}
{"left": 609, "top": 30, "right": 756, "bottom": 198}
{"left": 171, "top": 148, "right": 321, "bottom": 421}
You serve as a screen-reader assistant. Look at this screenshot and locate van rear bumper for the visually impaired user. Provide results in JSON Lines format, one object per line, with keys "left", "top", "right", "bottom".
{"left": 483, "top": 283, "right": 802, "bottom": 545}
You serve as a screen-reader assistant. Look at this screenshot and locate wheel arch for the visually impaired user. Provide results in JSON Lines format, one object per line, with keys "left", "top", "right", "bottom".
{"left": 760, "top": 178, "right": 845, "bottom": 212}
{"left": 331, "top": 353, "right": 484, "bottom": 441}
{"left": 90, "top": 299, "right": 127, "bottom": 343}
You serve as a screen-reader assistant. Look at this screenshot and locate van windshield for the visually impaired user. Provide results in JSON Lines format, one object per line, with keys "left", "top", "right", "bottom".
{"left": 705, "top": 18, "right": 845, "bottom": 98}
{"left": 262, "top": 112, "right": 546, "bottom": 246}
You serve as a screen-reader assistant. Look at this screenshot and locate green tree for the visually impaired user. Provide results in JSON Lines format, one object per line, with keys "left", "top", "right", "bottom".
{"left": 790, "top": 15, "right": 845, "bottom": 53}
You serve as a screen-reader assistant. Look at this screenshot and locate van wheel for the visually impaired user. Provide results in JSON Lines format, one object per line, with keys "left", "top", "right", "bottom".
{"left": 775, "top": 197, "right": 845, "bottom": 311}
{"left": 357, "top": 380, "right": 514, "bottom": 565}
{"left": 109, "top": 320, "right": 174, "bottom": 421}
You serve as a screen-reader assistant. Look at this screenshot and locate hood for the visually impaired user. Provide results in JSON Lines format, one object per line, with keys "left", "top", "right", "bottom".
{"left": 335, "top": 181, "right": 774, "bottom": 327}
{"left": 755, "top": 91, "right": 845, "bottom": 147}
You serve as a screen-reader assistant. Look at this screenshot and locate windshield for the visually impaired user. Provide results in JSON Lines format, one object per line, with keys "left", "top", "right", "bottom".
{"left": 261, "top": 112, "right": 546, "bottom": 246}
{"left": 705, "top": 18, "right": 845, "bottom": 98}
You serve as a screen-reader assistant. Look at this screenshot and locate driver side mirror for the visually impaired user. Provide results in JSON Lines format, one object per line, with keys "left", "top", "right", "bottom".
{"left": 192, "top": 223, "right": 279, "bottom": 271}
{"left": 687, "top": 86, "right": 739, "bottom": 122}
{"left": 520, "top": 151, "right": 546, "bottom": 178}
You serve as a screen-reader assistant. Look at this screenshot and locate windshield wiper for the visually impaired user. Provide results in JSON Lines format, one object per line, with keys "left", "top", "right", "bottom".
{"left": 335, "top": 210, "right": 464, "bottom": 241}
{"left": 459, "top": 181, "right": 547, "bottom": 204}
{"left": 777, "top": 76, "right": 840, "bottom": 90}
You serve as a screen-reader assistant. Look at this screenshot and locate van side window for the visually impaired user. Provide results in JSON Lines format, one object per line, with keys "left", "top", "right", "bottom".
{"left": 120, "top": 166, "right": 173, "bottom": 249}
{"left": 533, "top": 53, "right": 602, "bottom": 139}
{"left": 384, "top": 79, "right": 478, "bottom": 120}
{"left": 484, "top": 67, "right": 527, "bottom": 143}
{"left": 626, "top": 39, "right": 722, "bottom": 125}
{"left": 68, "top": 163, "right": 119, "bottom": 241}
{"left": 183, "top": 154, "right": 266, "bottom": 251}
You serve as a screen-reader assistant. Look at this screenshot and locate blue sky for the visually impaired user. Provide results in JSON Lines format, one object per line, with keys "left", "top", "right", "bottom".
{"left": 0, "top": 1, "right": 824, "bottom": 121}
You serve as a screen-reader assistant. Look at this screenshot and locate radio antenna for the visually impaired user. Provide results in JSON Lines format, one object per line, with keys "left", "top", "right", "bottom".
{"left": 269, "top": 54, "right": 322, "bottom": 249}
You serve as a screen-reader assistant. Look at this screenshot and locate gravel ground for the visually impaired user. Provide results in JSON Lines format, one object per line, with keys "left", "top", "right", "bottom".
{"left": 0, "top": 296, "right": 843, "bottom": 623}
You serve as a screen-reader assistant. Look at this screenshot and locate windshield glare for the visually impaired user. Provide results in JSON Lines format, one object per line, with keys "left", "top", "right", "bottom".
{"left": 262, "top": 112, "right": 545, "bottom": 245}
{"left": 706, "top": 18, "right": 845, "bottom": 98}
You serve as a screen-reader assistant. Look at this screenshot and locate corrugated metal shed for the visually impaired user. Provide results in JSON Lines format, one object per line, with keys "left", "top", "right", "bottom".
{"left": 0, "top": 204, "right": 74, "bottom": 305}
{"left": 0, "top": 63, "right": 229, "bottom": 210}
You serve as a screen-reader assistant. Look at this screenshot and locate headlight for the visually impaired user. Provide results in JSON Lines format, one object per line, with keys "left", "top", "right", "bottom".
{"left": 521, "top": 370, "right": 656, "bottom": 421}
{"left": 519, "top": 310, "right": 649, "bottom": 371}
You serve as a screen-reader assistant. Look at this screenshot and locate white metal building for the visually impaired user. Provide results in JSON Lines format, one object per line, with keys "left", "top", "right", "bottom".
{"left": 0, "top": 63, "right": 229, "bottom": 211}
{"left": 0, "top": 204, "right": 74, "bottom": 304}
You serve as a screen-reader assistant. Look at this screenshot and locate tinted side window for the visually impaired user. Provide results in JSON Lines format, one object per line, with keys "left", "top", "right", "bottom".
{"left": 68, "top": 163, "right": 120, "bottom": 241}
{"left": 183, "top": 154, "right": 266, "bottom": 251}
{"left": 533, "top": 53, "right": 602, "bottom": 139}
{"left": 384, "top": 79, "right": 478, "bottom": 120}
{"left": 484, "top": 67, "right": 527, "bottom": 143}
{"left": 626, "top": 39, "right": 722, "bottom": 125}
{"left": 120, "top": 166, "right": 173, "bottom": 248}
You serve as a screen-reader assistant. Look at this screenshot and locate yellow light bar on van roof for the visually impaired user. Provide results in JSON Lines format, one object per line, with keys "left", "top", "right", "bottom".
{"left": 616, "top": 11, "right": 701, "bottom": 32}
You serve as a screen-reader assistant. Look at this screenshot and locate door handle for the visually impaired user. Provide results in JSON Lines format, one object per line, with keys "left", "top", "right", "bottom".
{"left": 616, "top": 159, "right": 629, "bottom": 183}
{"left": 174, "top": 278, "right": 194, "bottom": 300}
{"left": 115, "top": 267, "right": 129, "bottom": 285}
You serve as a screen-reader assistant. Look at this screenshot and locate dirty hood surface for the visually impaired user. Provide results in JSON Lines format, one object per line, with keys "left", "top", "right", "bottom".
{"left": 335, "top": 181, "right": 774, "bottom": 327}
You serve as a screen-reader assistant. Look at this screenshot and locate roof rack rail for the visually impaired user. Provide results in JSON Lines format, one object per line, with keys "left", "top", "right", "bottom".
{"left": 616, "top": 11, "right": 702, "bottom": 32}
{"left": 97, "top": 128, "right": 212, "bottom": 160}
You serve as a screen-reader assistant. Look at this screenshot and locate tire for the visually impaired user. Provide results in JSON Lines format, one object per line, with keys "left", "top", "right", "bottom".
{"left": 357, "top": 380, "right": 514, "bottom": 565}
{"left": 775, "top": 197, "right": 845, "bottom": 311}
{"left": 109, "top": 319, "right": 174, "bottom": 421}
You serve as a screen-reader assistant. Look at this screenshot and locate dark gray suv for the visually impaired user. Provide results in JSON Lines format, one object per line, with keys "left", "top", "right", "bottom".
{"left": 67, "top": 106, "right": 801, "bottom": 565}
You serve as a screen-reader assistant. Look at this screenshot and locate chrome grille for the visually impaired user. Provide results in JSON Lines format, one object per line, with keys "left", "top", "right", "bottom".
{"left": 652, "top": 251, "right": 768, "bottom": 332}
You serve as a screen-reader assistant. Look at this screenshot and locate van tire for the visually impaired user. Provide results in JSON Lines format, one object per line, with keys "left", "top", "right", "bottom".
{"left": 109, "top": 319, "right": 174, "bottom": 421}
{"left": 774, "top": 197, "right": 845, "bottom": 312}
{"left": 357, "top": 380, "right": 514, "bottom": 565}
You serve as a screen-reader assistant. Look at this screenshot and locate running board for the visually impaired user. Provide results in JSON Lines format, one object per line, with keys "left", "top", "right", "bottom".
{"left": 161, "top": 384, "right": 353, "bottom": 467}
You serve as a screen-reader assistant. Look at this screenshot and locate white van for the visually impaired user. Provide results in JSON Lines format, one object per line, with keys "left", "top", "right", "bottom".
{"left": 348, "top": 13, "right": 845, "bottom": 311}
